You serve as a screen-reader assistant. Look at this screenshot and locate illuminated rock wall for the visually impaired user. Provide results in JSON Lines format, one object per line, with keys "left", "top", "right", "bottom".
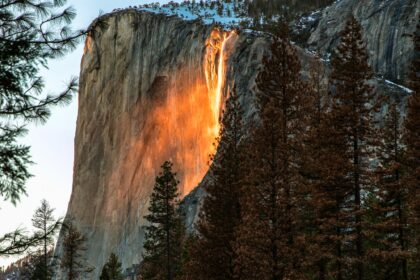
{"left": 57, "top": 10, "right": 242, "bottom": 278}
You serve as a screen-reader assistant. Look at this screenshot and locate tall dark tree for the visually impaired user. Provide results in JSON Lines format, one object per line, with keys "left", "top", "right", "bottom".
{"left": 0, "top": 0, "right": 86, "bottom": 205}
{"left": 404, "top": 18, "right": 420, "bottom": 278}
{"left": 177, "top": 234, "right": 199, "bottom": 280}
{"left": 368, "top": 100, "right": 410, "bottom": 280}
{"left": 17, "top": 252, "right": 42, "bottom": 279}
{"left": 234, "top": 23, "right": 312, "bottom": 280}
{"left": 140, "top": 161, "right": 184, "bottom": 280}
{"left": 0, "top": 0, "right": 93, "bottom": 260}
{"left": 19, "top": 250, "right": 54, "bottom": 280}
{"left": 189, "top": 88, "right": 245, "bottom": 280}
{"left": 99, "top": 253, "right": 124, "bottom": 280}
{"left": 328, "top": 16, "right": 376, "bottom": 280}
{"left": 0, "top": 203, "right": 60, "bottom": 257}
{"left": 60, "top": 222, "right": 92, "bottom": 280}
{"left": 310, "top": 105, "right": 352, "bottom": 280}
{"left": 31, "top": 199, "right": 60, "bottom": 280}
{"left": 303, "top": 54, "right": 348, "bottom": 280}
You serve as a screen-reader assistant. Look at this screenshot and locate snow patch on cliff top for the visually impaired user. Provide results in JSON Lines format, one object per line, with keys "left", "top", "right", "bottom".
{"left": 115, "top": 1, "right": 250, "bottom": 28}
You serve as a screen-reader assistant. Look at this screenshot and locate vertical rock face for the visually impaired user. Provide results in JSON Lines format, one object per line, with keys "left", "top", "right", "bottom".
{"left": 60, "top": 10, "right": 271, "bottom": 276}
{"left": 308, "top": 0, "right": 419, "bottom": 83}
{"left": 64, "top": 11, "right": 221, "bottom": 277}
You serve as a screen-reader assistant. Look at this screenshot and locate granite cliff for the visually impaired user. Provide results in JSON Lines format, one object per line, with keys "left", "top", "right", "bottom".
{"left": 56, "top": 1, "right": 417, "bottom": 278}
{"left": 308, "top": 0, "right": 419, "bottom": 83}
{"left": 56, "top": 10, "right": 268, "bottom": 278}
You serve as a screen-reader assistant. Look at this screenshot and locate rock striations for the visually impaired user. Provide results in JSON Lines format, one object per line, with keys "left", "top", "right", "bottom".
{"left": 308, "top": 0, "right": 419, "bottom": 83}
{"left": 56, "top": 1, "right": 417, "bottom": 278}
{"left": 58, "top": 11, "right": 216, "bottom": 278}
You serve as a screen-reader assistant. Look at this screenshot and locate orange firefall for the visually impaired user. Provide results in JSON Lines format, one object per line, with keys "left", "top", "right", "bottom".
{"left": 175, "top": 29, "right": 237, "bottom": 194}
{"left": 128, "top": 29, "right": 238, "bottom": 196}
{"left": 205, "top": 30, "right": 238, "bottom": 136}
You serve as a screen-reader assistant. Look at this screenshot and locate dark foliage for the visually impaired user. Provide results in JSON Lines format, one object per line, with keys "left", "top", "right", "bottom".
{"left": 100, "top": 253, "right": 124, "bottom": 280}
{"left": 234, "top": 23, "right": 312, "bottom": 280}
{"left": 188, "top": 88, "right": 245, "bottom": 280}
{"left": 0, "top": 0, "right": 85, "bottom": 204}
{"left": 140, "top": 161, "right": 184, "bottom": 280}
{"left": 60, "top": 222, "right": 92, "bottom": 280}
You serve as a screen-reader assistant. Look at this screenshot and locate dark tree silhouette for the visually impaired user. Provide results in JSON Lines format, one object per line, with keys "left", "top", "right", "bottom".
{"left": 0, "top": 0, "right": 107, "bottom": 261}
{"left": 0, "top": 0, "right": 87, "bottom": 204}
{"left": 60, "top": 222, "right": 92, "bottom": 280}
{"left": 140, "top": 161, "right": 184, "bottom": 280}
{"left": 31, "top": 199, "right": 60, "bottom": 279}
{"left": 189, "top": 88, "right": 245, "bottom": 280}
{"left": 367, "top": 100, "right": 410, "bottom": 279}
{"left": 234, "top": 23, "right": 312, "bottom": 280}
{"left": 403, "top": 18, "right": 420, "bottom": 278}
{"left": 328, "top": 16, "right": 376, "bottom": 280}
{"left": 100, "top": 253, "right": 124, "bottom": 280}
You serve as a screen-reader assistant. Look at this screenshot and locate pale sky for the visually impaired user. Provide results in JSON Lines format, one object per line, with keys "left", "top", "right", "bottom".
{"left": 0, "top": 0, "right": 172, "bottom": 267}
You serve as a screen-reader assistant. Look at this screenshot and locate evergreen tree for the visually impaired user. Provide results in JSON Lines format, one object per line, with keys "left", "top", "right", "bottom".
{"left": 404, "top": 18, "right": 420, "bottom": 278}
{"left": 303, "top": 53, "right": 347, "bottom": 280}
{"left": 312, "top": 109, "right": 352, "bottom": 280}
{"left": 0, "top": 201, "right": 60, "bottom": 258}
{"left": 245, "top": 0, "right": 334, "bottom": 23}
{"left": 190, "top": 88, "right": 245, "bottom": 280}
{"left": 234, "top": 23, "right": 312, "bottom": 280}
{"left": 31, "top": 200, "right": 60, "bottom": 280}
{"left": 0, "top": 0, "right": 103, "bottom": 260}
{"left": 141, "top": 161, "right": 184, "bottom": 280}
{"left": 19, "top": 250, "right": 55, "bottom": 280}
{"left": 328, "top": 16, "right": 376, "bottom": 280}
{"left": 19, "top": 252, "right": 41, "bottom": 279}
{"left": 99, "top": 253, "right": 124, "bottom": 280}
{"left": 177, "top": 234, "right": 199, "bottom": 280}
{"left": 60, "top": 222, "right": 92, "bottom": 280}
{"left": 369, "top": 100, "right": 409, "bottom": 280}
{"left": 0, "top": 0, "right": 85, "bottom": 205}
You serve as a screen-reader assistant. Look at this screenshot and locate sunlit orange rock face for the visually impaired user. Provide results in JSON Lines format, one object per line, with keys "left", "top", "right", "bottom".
{"left": 57, "top": 10, "right": 239, "bottom": 278}
{"left": 109, "top": 29, "right": 238, "bottom": 198}
{"left": 142, "top": 29, "right": 238, "bottom": 195}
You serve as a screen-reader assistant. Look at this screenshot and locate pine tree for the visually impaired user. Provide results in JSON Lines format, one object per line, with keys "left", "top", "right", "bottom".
{"left": 19, "top": 250, "right": 55, "bottom": 280}
{"left": 366, "top": 97, "right": 410, "bottom": 280}
{"left": 328, "top": 16, "right": 376, "bottom": 280}
{"left": 19, "top": 252, "right": 41, "bottom": 279}
{"left": 368, "top": 100, "right": 410, "bottom": 279}
{"left": 0, "top": 0, "right": 105, "bottom": 260}
{"left": 31, "top": 199, "right": 60, "bottom": 280}
{"left": 177, "top": 234, "right": 199, "bottom": 280}
{"left": 60, "top": 222, "right": 92, "bottom": 280}
{"left": 404, "top": 18, "right": 420, "bottom": 278}
{"left": 234, "top": 23, "right": 312, "bottom": 280}
{"left": 99, "top": 253, "right": 124, "bottom": 280}
{"left": 141, "top": 161, "right": 184, "bottom": 280}
{"left": 190, "top": 88, "right": 245, "bottom": 280}
{"left": 303, "top": 53, "right": 346, "bottom": 280}
{"left": 0, "top": 0, "right": 85, "bottom": 205}
{"left": 314, "top": 112, "right": 353, "bottom": 280}
{"left": 0, "top": 201, "right": 60, "bottom": 258}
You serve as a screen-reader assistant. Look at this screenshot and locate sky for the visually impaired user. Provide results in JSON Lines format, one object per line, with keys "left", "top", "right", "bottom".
{"left": 0, "top": 0, "right": 169, "bottom": 267}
